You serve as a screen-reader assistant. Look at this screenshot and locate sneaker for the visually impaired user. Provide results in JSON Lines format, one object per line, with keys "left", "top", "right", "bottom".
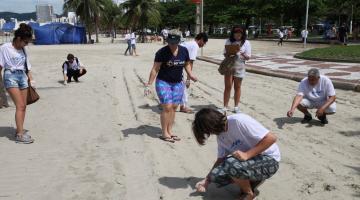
{"left": 217, "top": 107, "right": 229, "bottom": 114}
{"left": 318, "top": 114, "right": 328, "bottom": 124}
{"left": 301, "top": 113, "right": 312, "bottom": 124}
{"left": 234, "top": 107, "right": 241, "bottom": 113}
{"left": 15, "top": 131, "right": 34, "bottom": 144}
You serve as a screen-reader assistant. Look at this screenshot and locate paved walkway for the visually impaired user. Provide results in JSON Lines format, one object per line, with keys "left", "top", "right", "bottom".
{"left": 206, "top": 53, "right": 360, "bottom": 84}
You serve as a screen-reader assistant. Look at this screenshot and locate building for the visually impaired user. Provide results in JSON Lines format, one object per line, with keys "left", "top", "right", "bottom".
{"left": 36, "top": 4, "right": 54, "bottom": 23}
{"left": 0, "top": 19, "right": 6, "bottom": 30}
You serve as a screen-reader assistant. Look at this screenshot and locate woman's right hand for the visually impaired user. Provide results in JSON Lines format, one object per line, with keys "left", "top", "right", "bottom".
{"left": 195, "top": 178, "right": 209, "bottom": 193}
{"left": 144, "top": 84, "right": 151, "bottom": 96}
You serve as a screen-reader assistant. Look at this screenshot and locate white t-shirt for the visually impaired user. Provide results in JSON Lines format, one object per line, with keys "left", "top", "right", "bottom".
{"left": 63, "top": 58, "right": 83, "bottom": 74}
{"left": 0, "top": 42, "right": 32, "bottom": 71}
{"left": 224, "top": 39, "right": 251, "bottom": 68}
{"left": 125, "top": 33, "right": 131, "bottom": 41}
{"left": 217, "top": 114, "right": 281, "bottom": 162}
{"left": 297, "top": 75, "right": 336, "bottom": 102}
{"left": 279, "top": 32, "right": 284, "bottom": 38}
{"left": 130, "top": 33, "right": 136, "bottom": 45}
{"left": 301, "top": 30, "right": 308, "bottom": 38}
{"left": 162, "top": 29, "right": 168, "bottom": 37}
{"left": 180, "top": 41, "right": 199, "bottom": 61}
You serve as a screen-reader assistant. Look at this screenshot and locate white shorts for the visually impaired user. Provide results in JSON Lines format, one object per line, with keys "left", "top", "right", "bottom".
{"left": 300, "top": 98, "right": 336, "bottom": 114}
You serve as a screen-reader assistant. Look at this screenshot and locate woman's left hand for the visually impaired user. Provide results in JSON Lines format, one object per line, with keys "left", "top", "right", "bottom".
{"left": 231, "top": 150, "right": 250, "bottom": 161}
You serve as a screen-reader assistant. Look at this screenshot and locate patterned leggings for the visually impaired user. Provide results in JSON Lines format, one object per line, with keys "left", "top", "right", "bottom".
{"left": 209, "top": 155, "right": 279, "bottom": 187}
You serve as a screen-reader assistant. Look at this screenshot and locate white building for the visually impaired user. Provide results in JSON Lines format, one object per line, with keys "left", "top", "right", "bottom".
{"left": 36, "top": 4, "right": 54, "bottom": 23}
{"left": 0, "top": 19, "right": 6, "bottom": 30}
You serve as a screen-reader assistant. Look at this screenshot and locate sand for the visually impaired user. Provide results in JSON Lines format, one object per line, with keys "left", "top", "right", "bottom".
{"left": 0, "top": 38, "right": 359, "bottom": 200}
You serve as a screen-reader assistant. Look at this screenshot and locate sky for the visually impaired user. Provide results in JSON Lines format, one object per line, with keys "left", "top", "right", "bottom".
{"left": 0, "top": 0, "right": 126, "bottom": 14}
{"left": 0, "top": 0, "right": 65, "bottom": 14}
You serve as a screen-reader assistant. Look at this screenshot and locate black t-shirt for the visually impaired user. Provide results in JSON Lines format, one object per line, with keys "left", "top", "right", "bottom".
{"left": 155, "top": 45, "right": 190, "bottom": 83}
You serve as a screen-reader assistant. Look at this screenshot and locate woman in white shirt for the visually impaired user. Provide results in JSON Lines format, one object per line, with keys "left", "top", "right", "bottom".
{"left": 192, "top": 108, "right": 280, "bottom": 200}
{"left": 0, "top": 23, "right": 35, "bottom": 144}
{"left": 222, "top": 26, "right": 251, "bottom": 114}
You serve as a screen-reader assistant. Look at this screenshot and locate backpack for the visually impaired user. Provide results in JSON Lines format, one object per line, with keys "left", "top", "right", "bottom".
{"left": 62, "top": 57, "right": 79, "bottom": 70}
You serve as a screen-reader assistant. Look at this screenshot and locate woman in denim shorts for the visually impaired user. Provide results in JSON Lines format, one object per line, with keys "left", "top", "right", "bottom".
{"left": 221, "top": 26, "right": 251, "bottom": 114}
{"left": 0, "top": 23, "right": 35, "bottom": 144}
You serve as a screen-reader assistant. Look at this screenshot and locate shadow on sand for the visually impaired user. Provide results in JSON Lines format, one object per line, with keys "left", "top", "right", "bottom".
{"left": 121, "top": 125, "right": 161, "bottom": 139}
{"left": 273, "top": 117, "right": 325, "bottom": 129}
{"left": 0, "top": 126, "right": 16, "bottom": 141}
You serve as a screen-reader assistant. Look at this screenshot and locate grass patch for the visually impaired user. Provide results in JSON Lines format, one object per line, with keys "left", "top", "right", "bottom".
{"left": 296, "top": 45, "right": 360, "bottom": 62}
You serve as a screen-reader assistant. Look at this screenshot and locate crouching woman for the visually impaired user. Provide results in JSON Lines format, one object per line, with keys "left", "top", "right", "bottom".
{"left": 192, "top": 108, "right": 280, "bottom": 200}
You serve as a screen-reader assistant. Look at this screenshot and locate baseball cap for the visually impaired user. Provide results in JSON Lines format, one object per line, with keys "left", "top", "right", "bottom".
{"left": 167, "top": 29, "right": 182, "bottom": 44}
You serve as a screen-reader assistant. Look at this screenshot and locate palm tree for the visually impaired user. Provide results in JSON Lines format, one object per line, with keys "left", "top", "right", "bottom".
{"left": 101, "top": 0, "right": 123, "bottom": 43}
{"left": 64, "top": 0, "right": 106, "bottom": 43}
{"left": 122, "top": 0, "right": 161, "bottom": 42}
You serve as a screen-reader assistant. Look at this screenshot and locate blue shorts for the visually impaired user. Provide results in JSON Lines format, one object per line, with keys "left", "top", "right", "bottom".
{"left": 3, "top": 69, "right": 29, "bottom": 90}
{"left": 155, "top": 79, "right": 184, "bottom": 105}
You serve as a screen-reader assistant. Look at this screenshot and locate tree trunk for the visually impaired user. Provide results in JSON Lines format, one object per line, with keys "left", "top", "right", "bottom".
{"left": 95, "top": 16, "right": 99, "bottom": 43}
{"left": 88, "top": 30, "right": 92, "bottom": 43}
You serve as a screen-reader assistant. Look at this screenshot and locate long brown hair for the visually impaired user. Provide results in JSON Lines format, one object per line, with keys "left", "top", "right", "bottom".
{"left": 192, "top": 108, "right": 227, "bottom": 145}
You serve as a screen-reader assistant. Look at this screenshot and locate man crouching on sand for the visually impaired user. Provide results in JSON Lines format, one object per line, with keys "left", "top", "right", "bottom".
{"left": 192, "top": 108, "right": 280, "bottom": 200}
{"left": 287, "top": 68, "right": 336, "bottom": 124}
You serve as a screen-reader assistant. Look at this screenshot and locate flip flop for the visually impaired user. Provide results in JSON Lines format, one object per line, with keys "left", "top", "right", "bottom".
{"left": 180, "top": 108, "right": 194, "bottom": 114}
{"left": 171, "top": 135, "right": 181, "bottom": 141}
{"left": 159, "top": 136, "right": 175, "bottom": 143}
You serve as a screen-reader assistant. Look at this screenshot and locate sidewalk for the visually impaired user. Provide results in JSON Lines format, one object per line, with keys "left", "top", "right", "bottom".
{"left": 198, "top": 53, "right": 360, "bottom": 92}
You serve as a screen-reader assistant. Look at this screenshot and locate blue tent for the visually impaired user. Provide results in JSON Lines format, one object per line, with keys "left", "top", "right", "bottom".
{"left": 28, "top": 22, "right": 40, "bottom": 29}
{"left": 33, "top": 23, "right": 87, "bottom": 45}
{"left": 1, "top": 22, "right": 15, "bottom": 32}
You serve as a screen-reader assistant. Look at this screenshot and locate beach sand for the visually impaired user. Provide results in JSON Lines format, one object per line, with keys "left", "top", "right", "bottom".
{"left": 0, "top": 39, "right": 359, "bottom": 200}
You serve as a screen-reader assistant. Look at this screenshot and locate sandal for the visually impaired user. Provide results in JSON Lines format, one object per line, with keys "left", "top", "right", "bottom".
{"left": 159, "top": 136, "right": 175, "bottom": 143}
{"left": 180, "top": 107, "right": 194, "bottom": 114}
{"left": 171, "top": 135, "right": 181, "bottom": 141}
{"left": 15, "top": 131, "right": 34, "bottom": 144}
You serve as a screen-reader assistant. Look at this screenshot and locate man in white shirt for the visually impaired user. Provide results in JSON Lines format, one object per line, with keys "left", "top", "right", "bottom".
{"left": 161, "top": 28, "right": 169, "bottom": 45}
{"left": 301, "top": 29, "right": 309, "bottom": 42}
{"left": 62, "top": 53, "right": 87, "bottom": 84}
{"left": 130, "top": 32, "right": 138, "bottom": 56}
{"left": 179, "top": 32, "right": 208, "bottom": 113}
{"left": 287, "top": 68, "right": 336, "bottom": 124}
{"left": 124, "top": 32, "right": 132, "bottom": 56}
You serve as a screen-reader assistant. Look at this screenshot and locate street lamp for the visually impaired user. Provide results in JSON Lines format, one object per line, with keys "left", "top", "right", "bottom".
{"left": 304, "top": 0, "right": 309, "bottom": 48}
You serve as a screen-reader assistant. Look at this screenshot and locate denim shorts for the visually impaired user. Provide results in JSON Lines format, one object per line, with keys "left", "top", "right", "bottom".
{"left": 3, "top": 69, "right": 29, "bottom": 90}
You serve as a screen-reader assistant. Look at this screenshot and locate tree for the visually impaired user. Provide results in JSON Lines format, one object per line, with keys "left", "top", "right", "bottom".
{"left": 101, "top": 0, "right": 123, "bottom": 43}
{"left": 64, "top": 0, "right": 106, "bottom": 43}
{"left": 121, "top": 0, "right": 161, "bottom": 42}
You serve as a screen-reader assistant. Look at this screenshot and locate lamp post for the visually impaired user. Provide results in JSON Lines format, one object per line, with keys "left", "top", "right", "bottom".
{"left": 304, "top": 0, "right": 309, "bottom": 48}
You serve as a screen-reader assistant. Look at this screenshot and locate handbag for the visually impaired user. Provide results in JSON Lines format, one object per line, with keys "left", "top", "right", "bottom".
{"left": 218, "top": 55, "right": 237, "bottom": 75}
{"left": 23, "top": 48, "right": 40, "bottom": 105}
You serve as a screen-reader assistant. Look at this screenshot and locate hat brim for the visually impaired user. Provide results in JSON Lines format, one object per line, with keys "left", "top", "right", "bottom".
{"left": 167, "top": 38, "right": 180, "bottom": 44}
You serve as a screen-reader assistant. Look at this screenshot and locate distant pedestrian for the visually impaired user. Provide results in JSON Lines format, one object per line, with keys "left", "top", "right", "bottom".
{"left": 130, "top": 32, "right": 138, "bottom": 56}
{"left": 124, "top": 31, "right": 132, "bottom": 55}
{"left": 338, "top": 23, "right": 348, "bottom": 45}
{"left": 278, "top": 30, "right": 284, "bottom": 46}
{"left": 301, "top": 29, "right": 308, "bottom": 42}
{"left": 161, "top": 28, "right": 169, "bottom": 45}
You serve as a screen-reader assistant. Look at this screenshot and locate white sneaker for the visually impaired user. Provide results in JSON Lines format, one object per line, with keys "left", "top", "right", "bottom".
{"left": 234, "top": 107, "right": 241, "bottom": 113}
{"left": 217, "top": 107, "right": 229, "bottom": 114}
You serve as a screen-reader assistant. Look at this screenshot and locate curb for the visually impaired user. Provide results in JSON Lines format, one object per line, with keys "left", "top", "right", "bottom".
{"left": 197, "top": 56, "right": 360, "bottom": 92}
{"left": 294, "top": 54, "right": 360, "bottom": 64}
